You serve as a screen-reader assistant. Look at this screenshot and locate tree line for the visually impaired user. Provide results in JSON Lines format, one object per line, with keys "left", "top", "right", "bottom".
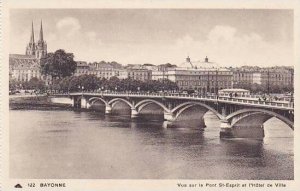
{"left": 51, "top": 75, "right": 179, "bottom": 93}
{"left": 9, "top": 75, "right": 179, "bottom": 93}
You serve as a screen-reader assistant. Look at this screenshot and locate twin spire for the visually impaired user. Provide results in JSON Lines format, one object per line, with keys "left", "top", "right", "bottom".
{"left": 26, "top": 20, "right": 47, "bottom": 58}
{"left": 30, "top": 21, "right": 34, "bottom": 44}
{"left": 29, "top": 20, "right": 44, "bottom": 44}
{"left": 39, "top": 20, "right": 44, "bottom": 42}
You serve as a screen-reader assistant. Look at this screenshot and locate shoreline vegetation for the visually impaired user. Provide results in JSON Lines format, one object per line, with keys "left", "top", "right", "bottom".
{"left": 9, "top": 95, "right": 72, "bottom": 110}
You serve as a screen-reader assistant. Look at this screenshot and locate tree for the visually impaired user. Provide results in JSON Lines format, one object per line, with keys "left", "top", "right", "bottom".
{"left": 79, "top": 74, "right": 100, "bottom": 91}
{"left": 23, "top": 77, "right": 46, "bottom": 91}
{"left": 40, "top": 49, "right": 77, "bottom": 79}
{"left": 108, "top": 76, "right": 121, "bottom": 90}
{"left": 9, "top": 79, "right": 19, "bottom": 91}
{"left": 250, "top": 83, "right": 264, "bottom": 93}
{"left": 58, "top": 77, "right": 72, "bottom": 92}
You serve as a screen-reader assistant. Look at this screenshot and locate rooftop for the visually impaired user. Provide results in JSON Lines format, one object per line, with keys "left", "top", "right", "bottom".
{"left": 9, "top": 54, "right": 36, "bottom": 60}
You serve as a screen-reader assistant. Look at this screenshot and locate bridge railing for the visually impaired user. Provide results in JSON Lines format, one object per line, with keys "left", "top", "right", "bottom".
{"left": 59, "top": 91, "right": 294, "bottom": 109}
{"left": 216, "top": 96, "right": 293, "bottom": 108}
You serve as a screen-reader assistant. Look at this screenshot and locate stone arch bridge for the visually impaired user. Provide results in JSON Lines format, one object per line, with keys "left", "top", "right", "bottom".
{"left": 58, "top": 92, "right": 294, "bottom": 139}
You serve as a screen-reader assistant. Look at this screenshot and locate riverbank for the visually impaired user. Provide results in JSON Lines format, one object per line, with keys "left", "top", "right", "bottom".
{"left": 9, "top": 95, "right": 73, "bottom": 110}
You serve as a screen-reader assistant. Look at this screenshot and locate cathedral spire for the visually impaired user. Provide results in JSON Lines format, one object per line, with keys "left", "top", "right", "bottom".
{"left": 35, "top": 20, "right": 47, "bottom": 58}
{"left": 30, "top": 21, "right": 35, "bottom": 44}
{"left": 39, "top": 20, "right": 44, "bottom": 42}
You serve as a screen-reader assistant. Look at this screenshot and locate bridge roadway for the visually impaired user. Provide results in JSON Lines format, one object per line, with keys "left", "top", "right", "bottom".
{"left": 59, "top": 92, "right": 294, "bottom": 139}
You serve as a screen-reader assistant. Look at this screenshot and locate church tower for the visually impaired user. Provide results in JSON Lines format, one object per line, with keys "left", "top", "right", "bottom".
{"left": 25, "top": 21, "right": 36, "bottom": 56}
{"left": 36, "top": 20, "right": 47, "bottom": 59}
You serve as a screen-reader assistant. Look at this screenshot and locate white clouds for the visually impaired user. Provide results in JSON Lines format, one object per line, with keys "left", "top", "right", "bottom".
{"left": 27, "top": 20, "right": 293, "bottom": 67}
{"left": 207, "top": 25, "right": 237, "bottom": 44}
{"left": 86, "top": 31, "right": 102, "bottom": 45}
{"left": 86, "top": 31, "right": 97, "bottom": 41}
{"left": 71, "top": 24, "right": 292, "bottom": 67}
{"left": 54, "top": 17, "right": 103, "bottom": 46}
{"left": 44, "top": 17, "right": 104, "bottom": 60}
{"left": 56, "top": 17, "right": 81, "bottom": 37}
{"left": 175, "top": 35, "right": 194, "bottom": 48}
{"left": 10, "top": 10, "right": 293, "bottom": 67}
{"left": 172, "top": 25, "right": 293, "bottom": 67}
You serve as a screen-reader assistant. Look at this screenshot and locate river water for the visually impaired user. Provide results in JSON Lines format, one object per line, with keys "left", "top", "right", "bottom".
{"left": 10, "top": 108, "right": 293, "bottom": 179}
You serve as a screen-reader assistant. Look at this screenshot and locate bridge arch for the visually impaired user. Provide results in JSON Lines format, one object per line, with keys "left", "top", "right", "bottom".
{"left": 226, "top": 108, "right": 294, "bottom": 130}
{"left": 230, "top": 112, "right": 271, "bottom": 127}
{"left": 88, "top": 97, "right": 109, "bottom": 106}
{"left": 171, "top": 102, "right": 224, "bottom": 120}
{"left": 137, "top": 102, "right": 156, "bottom": 113}
{"left": 135, "top": 99, "right": 170, "bottom": 113}
{"left": 108, "top": 98, "right": 134, "bottom": 109}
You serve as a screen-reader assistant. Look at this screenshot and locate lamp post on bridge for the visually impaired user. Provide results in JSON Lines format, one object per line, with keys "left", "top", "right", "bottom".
{"left": 214, "top": 67, "right": 219, "bottom": 99}
{"left": 267, "top": 68, "right": 270, "bottom": 95}
{"left": 289, "top": 68, "right": 294, "bottom": 104}
{"left": 78, "top": 85, "right": 84, "bottom": 95}
{"left": 206, "top": 70, "right": 210, "bottom": 96}
{"left": 217, "top": 68, "right": 219, "bottom": 99}
{"left": 67, "top": 77, "right": 76, "bottom": 95}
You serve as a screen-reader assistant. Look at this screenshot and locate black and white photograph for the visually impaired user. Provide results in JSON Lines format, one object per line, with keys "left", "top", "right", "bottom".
{"left": 2, "top": 1, "right": 299, "bottom": 190}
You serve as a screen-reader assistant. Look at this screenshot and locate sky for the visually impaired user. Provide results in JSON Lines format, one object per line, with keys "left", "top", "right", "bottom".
{"left": 9, "top": 9, "right": 294, "bottom": 67}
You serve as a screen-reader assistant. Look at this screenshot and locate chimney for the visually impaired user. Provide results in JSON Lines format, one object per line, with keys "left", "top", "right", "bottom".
{"left": 205, "top": 56, "right": 208, "bottom": 63}
{"left": 186, "top": 56, "right": 191, "bottom": 63}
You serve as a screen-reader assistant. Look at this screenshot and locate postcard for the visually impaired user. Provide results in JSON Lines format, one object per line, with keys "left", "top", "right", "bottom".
{"left": 1, "top": 0, "right": 299, "bottom": 190}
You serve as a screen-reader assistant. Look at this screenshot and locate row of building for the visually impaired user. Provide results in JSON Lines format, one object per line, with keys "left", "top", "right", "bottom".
{"left": 232, "top": 66, "right": 293, "bottom": 88}
{"left": 9, "top": 22, "right": 294, "bottom": 93}
{"left": 73, "top": 56, "right": 293, "bottom": 93}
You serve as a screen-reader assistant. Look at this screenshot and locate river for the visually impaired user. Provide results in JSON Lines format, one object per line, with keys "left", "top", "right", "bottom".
{"left": 9, "top": 109, "right": 293, "bottom": 179}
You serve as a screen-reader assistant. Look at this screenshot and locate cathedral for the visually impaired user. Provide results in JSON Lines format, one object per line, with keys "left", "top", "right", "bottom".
{"left": 25, "top": 21, "right": 47, "bottom": 58}
{"left": 9, "top": 21, "right": 48, "bottom": 83}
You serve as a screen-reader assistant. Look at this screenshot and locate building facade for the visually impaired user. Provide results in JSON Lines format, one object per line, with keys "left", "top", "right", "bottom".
{"left": 231, "top": 66, "right": 293, "bottom": 91}
{"left": 260, "top": 68, "right": 293, "bottom": 88}
{"left": 233, "top": 70, "right": 254, "bottom": 87}
{"left": 75, "top": 61, "right": 124, "bottom": 79}
{"left": 9, "top": 54, "right": 41, "bottom": 82}
{"left": 153, "top": 57, "right": 233, "bottom": 93}
{"left": 153, "top": 67, "right": 233, "bottom": 93}
{"left": 252, "top": 73, "right": 262, "bottom": 85}
{"left": 75, "top": 62, "right": 152, "bottom": 81}
{"left": 119, "top": 68, "right": 152, "bottom": 81}
{"left": 9, "top": 21, "right": 48, "bottom": 83}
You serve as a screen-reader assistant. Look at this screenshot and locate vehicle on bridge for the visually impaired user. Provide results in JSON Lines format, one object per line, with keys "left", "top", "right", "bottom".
{"left": 218, "top": 88, "right": 250, "bottom": 97}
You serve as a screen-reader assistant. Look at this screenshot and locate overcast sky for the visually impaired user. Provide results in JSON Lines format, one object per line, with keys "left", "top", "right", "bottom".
{"left": 10, "top": 9, "right": 293, "bottom": 67}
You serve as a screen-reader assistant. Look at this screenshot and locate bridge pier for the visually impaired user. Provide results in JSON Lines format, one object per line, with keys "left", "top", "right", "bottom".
{"left": 72, "top": 97, "right": 75, "bottom": 108}
{"left": 162, "top": 121, "right": 173, "bottom": 128}
{"left": 131, "top": 108, "right": 139, "bottom": 118}
{"left": 72, "top": 96, "right": 82, "bottom": 109}
{"left": 80, "top": 97, "right": 91, "bottom": 109}
{"left": 220, "top": 119, "right": 233, "bottom": 138}
{"left": 220, "top": 120, "right": 265, "bottom": 139}
{"left": 105, "top": 105, "right": 112, "bottom": 114}
{"left": 164, "top": 111, "right": 175, "bottom": 122}
{"left": 231, "top": 125, "right": 265, "bottom": 139}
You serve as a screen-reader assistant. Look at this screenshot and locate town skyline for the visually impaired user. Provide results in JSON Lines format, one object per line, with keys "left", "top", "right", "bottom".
{"left": 10, "top": 9, "right": 294, "bottom": 67}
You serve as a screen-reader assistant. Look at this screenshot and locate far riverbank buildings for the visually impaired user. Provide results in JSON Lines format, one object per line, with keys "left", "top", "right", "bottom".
{"left": 231, "top": 66, "right": 293, "bottom": 90}
{"left": 152, "top": 57, "right": 233, "bottom": 93}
